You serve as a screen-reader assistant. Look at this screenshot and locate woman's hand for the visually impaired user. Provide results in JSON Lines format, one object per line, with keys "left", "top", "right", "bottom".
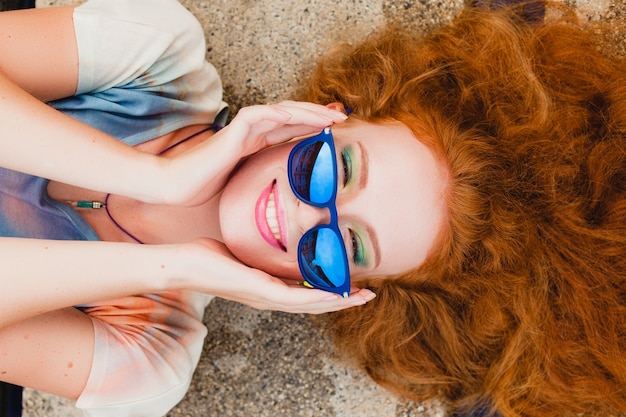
{"left": 180, "top": 239, "right": 375, "bottom": 314}
{"left": 162, "top": 101, "right": 348, "bottom": 207}
{"left": 222, "top": 100, "right": 348, "bottom": 159}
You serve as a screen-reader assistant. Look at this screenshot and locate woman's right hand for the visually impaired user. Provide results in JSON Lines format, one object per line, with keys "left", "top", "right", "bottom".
{"left": 221, "top": 101, "right": 348, "bottom": 159}
{"left": 160, "top": 101, "right": 347, "bottom": 208}
{"left": 180, "top": 239, "right": 375, "bottom": 314}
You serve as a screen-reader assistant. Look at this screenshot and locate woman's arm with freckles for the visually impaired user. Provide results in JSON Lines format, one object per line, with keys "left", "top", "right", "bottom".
{"left": 0, "top": 6, "right": 80, "bottom": 102}
{"left": 0, "top": 237, "right": 374, "bottom": 330}
{"left": 0, "top": 308, "right": 93, "bottom": 400}
{"left": 0, "top": 291, "right": 209, "bottom": 405}
{"left": 0, "top": 238, "right": 179, "bottom": 329}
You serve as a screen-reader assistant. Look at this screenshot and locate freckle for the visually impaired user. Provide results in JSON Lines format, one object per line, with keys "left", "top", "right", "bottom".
{"left": 64, "top": 373, "right": 68, "bottom": 377}
{"left": 44, "top": 246, "right": 49, "bottom": 250}
{"left": 23, "top": 334, "right": 29, "bottom": 340}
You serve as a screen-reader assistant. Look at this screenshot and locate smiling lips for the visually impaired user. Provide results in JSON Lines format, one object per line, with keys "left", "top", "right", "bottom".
{"left": 255, "top": 179, "right": 287, "bottom": 251}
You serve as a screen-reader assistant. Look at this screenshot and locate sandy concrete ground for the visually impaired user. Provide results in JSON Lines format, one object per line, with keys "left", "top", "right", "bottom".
{"left": 14, "top": 0, "right": 626, "bottom": 416}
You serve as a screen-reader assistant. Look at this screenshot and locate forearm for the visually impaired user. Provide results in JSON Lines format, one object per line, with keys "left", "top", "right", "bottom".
{"left": 0, "top": 308, "right": 94, "bottom": 400}
{"left": 1, "top": 5, "right": 167, "bottom": 202}
{"left": 0, "top": 70, "right": 169, "bottom": 204}
{"left": 0, "top": 238, "right": 186, "bottom": 328}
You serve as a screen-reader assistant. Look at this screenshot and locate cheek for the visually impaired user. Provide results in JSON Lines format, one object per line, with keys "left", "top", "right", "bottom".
{"left": 218, "top": 146, "right": 302, "bottom": 280}
{"left": 220, "top": 212, "right": 302, "bottom": 279}
{"left": 242, "top": 253, "right": 302, "bottom": 280}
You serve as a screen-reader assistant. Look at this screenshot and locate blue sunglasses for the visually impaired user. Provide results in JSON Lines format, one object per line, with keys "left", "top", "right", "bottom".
{"left": 287, "top": 127, "right": 351, "bottom": 298}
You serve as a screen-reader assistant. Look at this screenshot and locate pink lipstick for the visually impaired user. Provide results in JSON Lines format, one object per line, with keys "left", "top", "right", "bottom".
{"left": 255, "top": 179, "right": 287, "bottom": 251}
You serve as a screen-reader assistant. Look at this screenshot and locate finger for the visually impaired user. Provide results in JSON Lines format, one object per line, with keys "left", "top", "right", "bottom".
{"left": 271, "top": 282, "right": 376, "bottom": 304}
{"left": 225, "top": 106, "right": 333, "bottom": 150}
{"left": 230, "top": 102, "right": 343, "bottom": 131}
{"left": 280, "top": 278, "right": 304, "bottom": 286}
{"left": 263, "top": 125, "right": 325, "bottom": 145}
{"left": 227, "top": 105, "right": 293, "bottom": 134}
{"left": 291, "top": 296, "right": 372, "bottom": 314}
{"left": 274, "top": 101, "right": 348, "bottom": 121}
{"left": 272, "top": 102, "right": 347, "bottom": 127}
{"left": 264, "top": 286, "right": 376, "bottom": 314}
{"left": 220, "top": 271, "right": 375, "bottom": 314}
{"left": 300, "top": 289, "right": 377, "bottom": 314}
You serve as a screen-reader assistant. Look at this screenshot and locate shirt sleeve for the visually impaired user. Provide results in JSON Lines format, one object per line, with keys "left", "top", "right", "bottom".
{"left": 75, "top": 290, "right": 214, "bottom": 417}
{"left": 52, "top": 0, "right": 228, "bottom": 145}
{"left": 74, "top": 0, "right": 208, "bottom": 95}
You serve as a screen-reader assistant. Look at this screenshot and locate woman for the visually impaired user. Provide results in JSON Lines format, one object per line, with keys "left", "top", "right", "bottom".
{"left": 2, "top": 2, "right": 625, "bottom": 417}
{"left": 0, "top": 0, "right": 441, "bottom": 415}
{"left": 309, "top": 2, "right": 626, "bottom": 417}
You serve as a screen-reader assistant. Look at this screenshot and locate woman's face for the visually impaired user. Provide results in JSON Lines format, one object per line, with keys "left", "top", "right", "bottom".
{"left": 219, "top": 118, "right": 448, "bottom": 281}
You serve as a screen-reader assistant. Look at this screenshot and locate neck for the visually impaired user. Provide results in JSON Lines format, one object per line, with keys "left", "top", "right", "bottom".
{"left": 130, "top": 123, "right": 224, "bottom": 244}
{"left": 126, "top": 190, "right": 224, "bottom": 245}
{"left": 49, "top": 124, "right": 227, "bottom": 245}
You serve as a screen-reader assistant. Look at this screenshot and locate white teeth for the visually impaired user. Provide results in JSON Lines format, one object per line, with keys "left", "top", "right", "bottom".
{"left": 266, "top": 191, "right": 281, "bottom": 241}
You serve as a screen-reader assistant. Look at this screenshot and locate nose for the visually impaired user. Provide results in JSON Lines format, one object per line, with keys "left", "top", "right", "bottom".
{"left": 293, "top": 200, "right": 331, "bottom": 234}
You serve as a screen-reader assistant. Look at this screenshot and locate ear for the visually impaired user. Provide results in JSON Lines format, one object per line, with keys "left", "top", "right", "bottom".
{"left": 325, "top": 102, "right": 346, "bottom": 113}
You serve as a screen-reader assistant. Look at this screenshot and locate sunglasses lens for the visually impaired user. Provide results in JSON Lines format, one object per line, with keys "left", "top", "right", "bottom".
{"left": 299, "top": 227, "right": 348, "bottom": 289}
{"left": 290, "top": 141, "right": 335, "bottom": 204}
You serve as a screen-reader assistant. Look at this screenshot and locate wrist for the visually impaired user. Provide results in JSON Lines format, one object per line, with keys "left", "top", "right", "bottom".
{"left": 167, "top": 239, "right": 248, "bottom": 296}
{"left": 153, "top": 243, "right": 196, "bottom": 290}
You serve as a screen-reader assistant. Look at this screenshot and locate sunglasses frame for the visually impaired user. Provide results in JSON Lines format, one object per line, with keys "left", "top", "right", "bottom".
{"left": 287, "top": 127, "right": 351, "bottom": 298}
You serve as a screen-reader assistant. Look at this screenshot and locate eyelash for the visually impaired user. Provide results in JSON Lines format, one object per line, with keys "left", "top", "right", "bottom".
{"left": 340, "top": 147, "right": 365, "bottom": 266}
{"left": 341, "top": 148, "right": 352, "bottom": 187}
{"left": 349, "top": 229, "right": 365, "bottom": 266}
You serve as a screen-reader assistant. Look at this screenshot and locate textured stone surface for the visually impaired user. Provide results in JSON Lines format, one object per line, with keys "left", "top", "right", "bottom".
{"left": 17, "top": 0, "right": 626, "bottom": 416}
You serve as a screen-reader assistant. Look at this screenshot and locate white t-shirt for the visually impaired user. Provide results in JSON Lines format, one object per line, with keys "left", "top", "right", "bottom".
{"left": 53, "top": 1, "right": 227, "bottom": 415}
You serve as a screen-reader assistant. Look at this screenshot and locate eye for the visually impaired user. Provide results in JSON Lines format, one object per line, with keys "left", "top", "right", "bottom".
{"left": 340, "top": 147, "right": 353, "bottom": 187}
{"left": 349, "top": 229, "right": 366, "bottom": 266}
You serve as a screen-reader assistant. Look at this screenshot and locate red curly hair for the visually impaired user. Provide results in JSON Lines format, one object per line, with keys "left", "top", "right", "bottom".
{"left": 305, "top": 2, "right": 626, "bottom": 416}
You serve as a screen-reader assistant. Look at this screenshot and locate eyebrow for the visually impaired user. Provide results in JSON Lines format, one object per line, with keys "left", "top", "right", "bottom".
{"left": 357, "top": 141, "right": 381, "bottom": 269}
{"left": 365, "top": 223, "right": 381, "bottom": 269}
{"left": 358, "top": 141, "right": 369, "bottom": 189}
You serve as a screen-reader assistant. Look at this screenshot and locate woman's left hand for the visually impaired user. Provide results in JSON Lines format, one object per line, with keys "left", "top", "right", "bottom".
{"left": 181, "top": 238, "right": 375, "bottom": 315}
